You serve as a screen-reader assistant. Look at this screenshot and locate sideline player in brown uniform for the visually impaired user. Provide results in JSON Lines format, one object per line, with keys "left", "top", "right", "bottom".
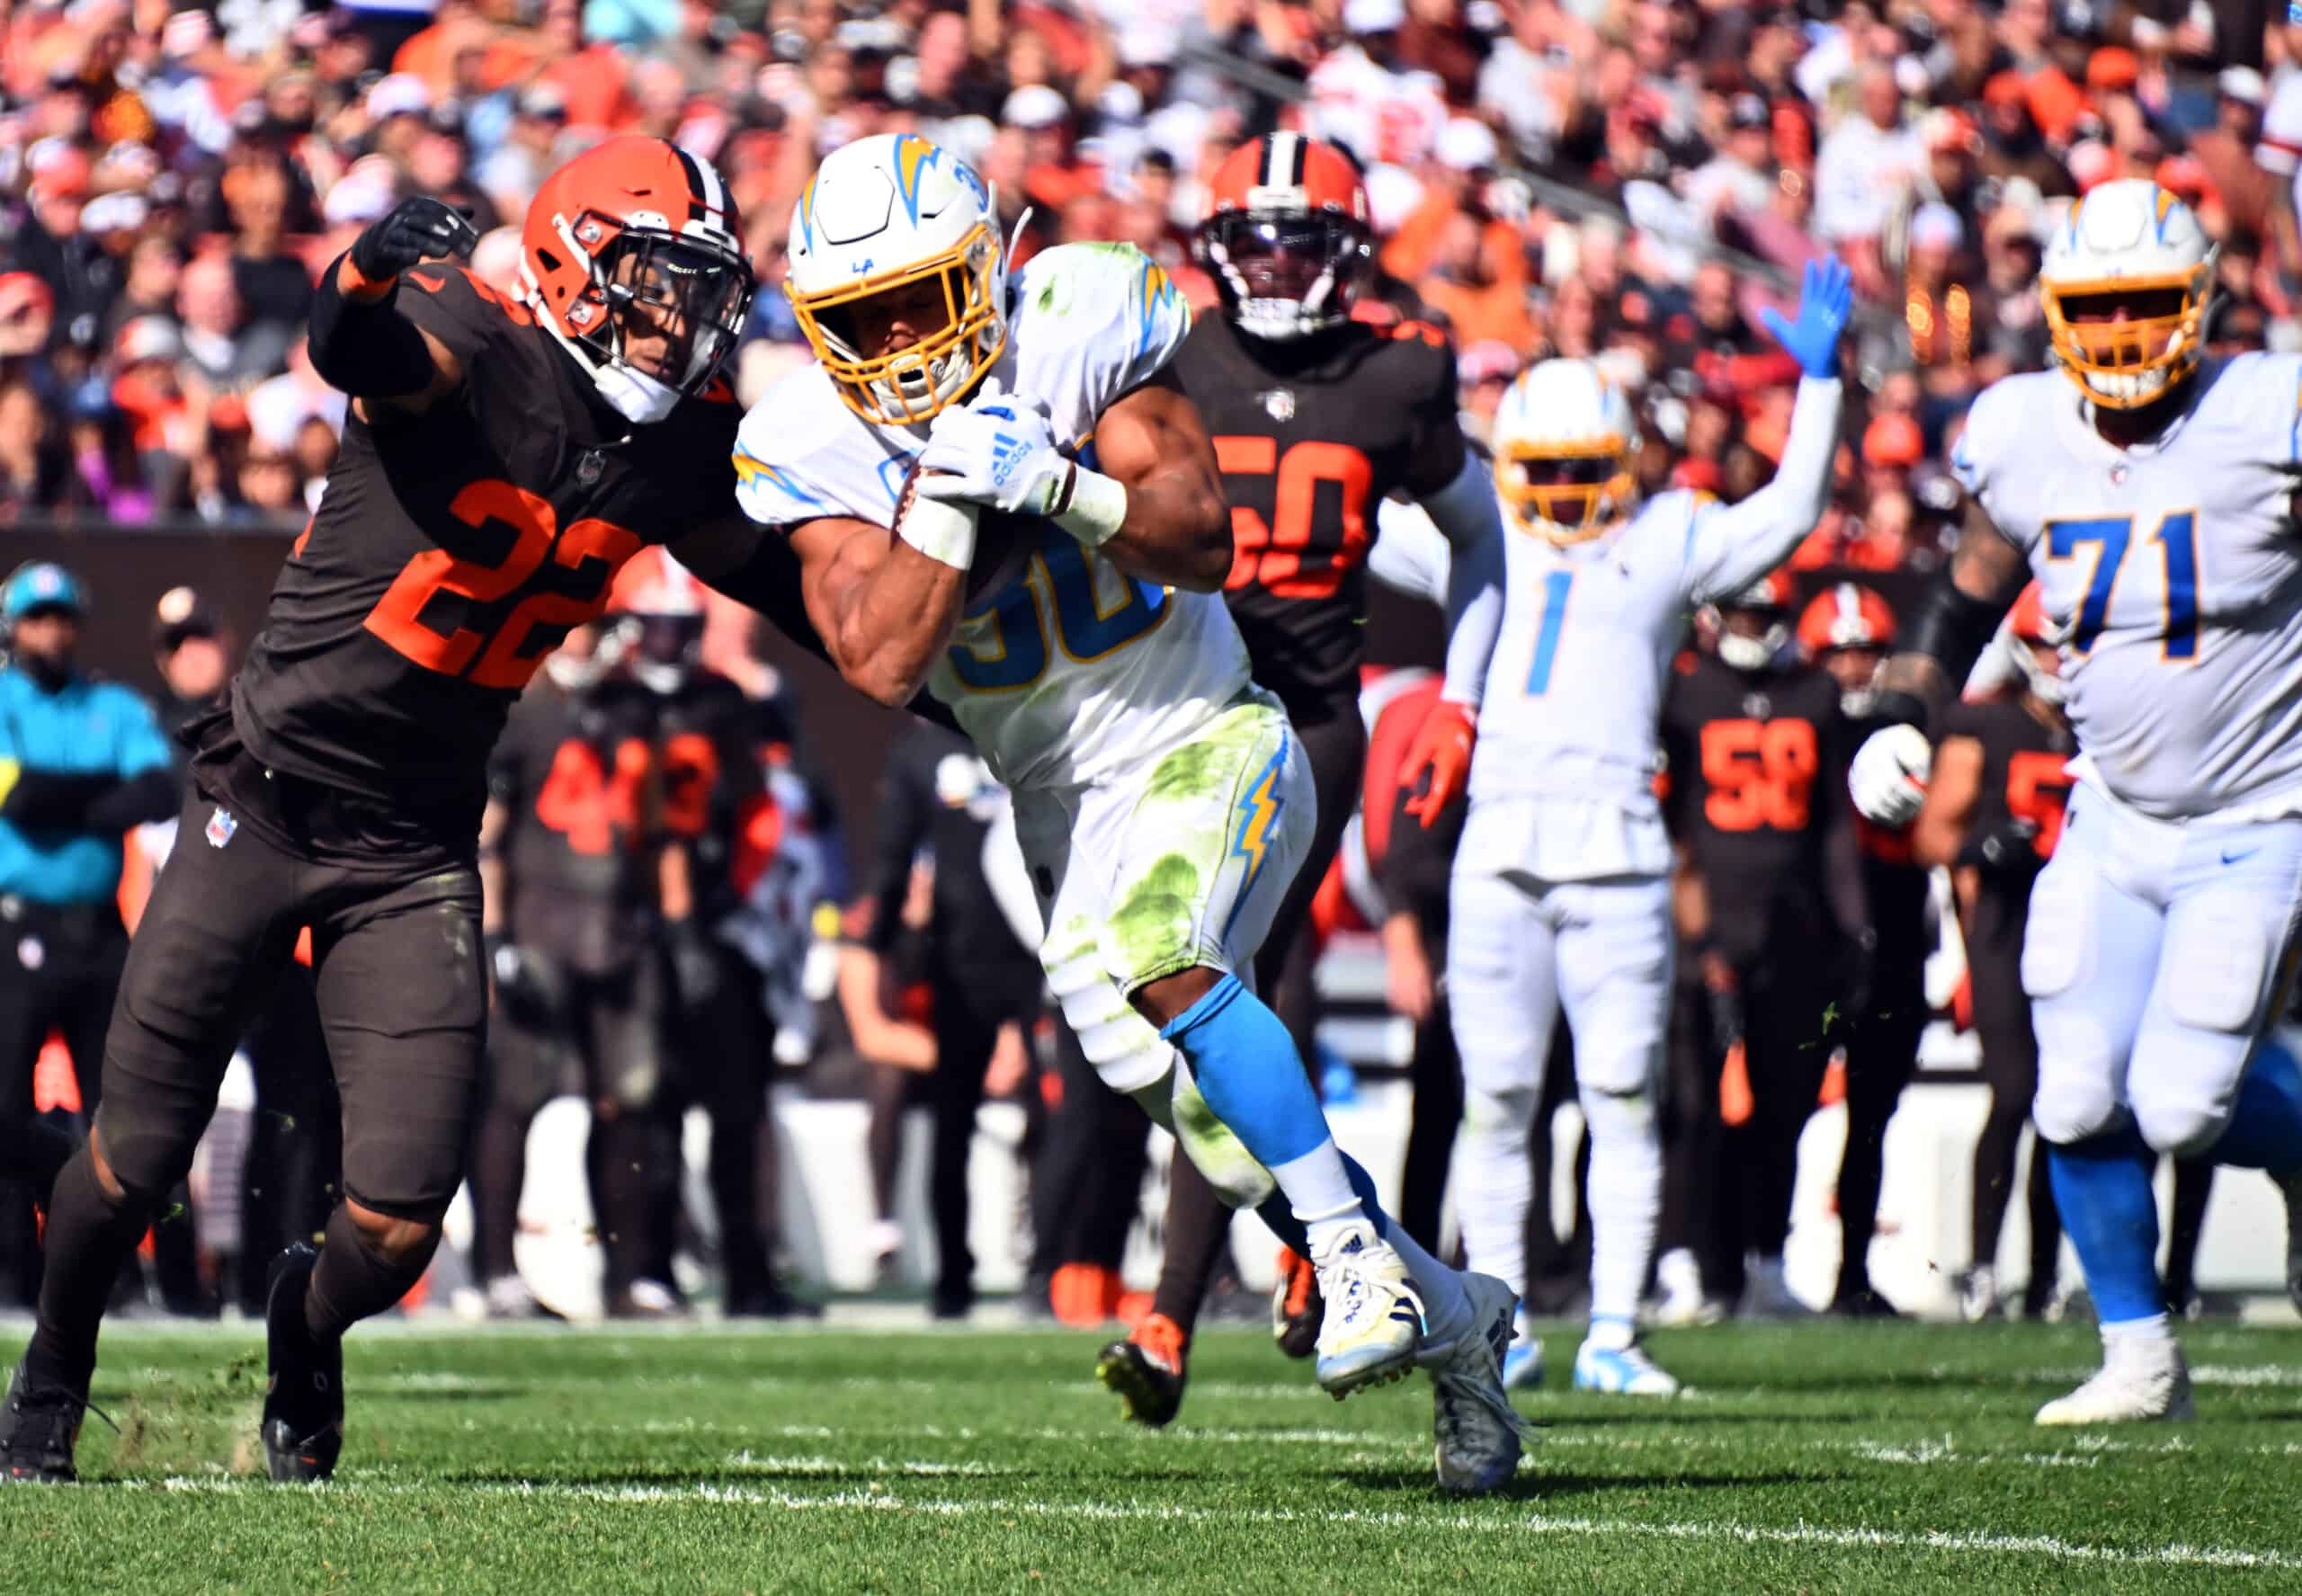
{"left": 0, "top": 137, "right": 848, "bottom": 1485}
{"left": 1799, "top": 584, "right": 1927, "bottom": 1317}
{"left": 1914, "top": 583, "right": 2074, "bottom": 1320}
{"left": 1662, "top": 572, "right": 1869, "bottom": 1315}
{"left": 471, "top": 622, "right": 678, "bottom": 1319}
{"left": 1097, "top": 133, "right": 1505, "bottom": 1427}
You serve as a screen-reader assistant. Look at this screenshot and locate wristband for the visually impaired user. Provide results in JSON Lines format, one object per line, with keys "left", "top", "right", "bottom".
{"left": 897, "top": 493, "right": 978, "bottom": 570}
{"left": 1054, "top": 465, "right": 1128, "bottom": 549}
{"left": 1869, "top": 689, "right": 1930, "bottom": 732}
{"left": 339, "top": 255, "right": 397, "bottom": 305}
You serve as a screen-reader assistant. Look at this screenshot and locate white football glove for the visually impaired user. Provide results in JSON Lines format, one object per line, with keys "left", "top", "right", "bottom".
{"left": 1849, "top": 722, "right": 1933, "bottom": 827}
{"left": 915, "top": 379, "right": 1071, "bottom": 517}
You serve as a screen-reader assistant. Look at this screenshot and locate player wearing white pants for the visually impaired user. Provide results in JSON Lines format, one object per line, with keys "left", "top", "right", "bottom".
{"left": 1443, "top": 257, "right": 1851, "bottom": 1396}
{"left": 1450, "top": 861, "right": 1673, "bottom": 1346}
{"left": 1850, "top": 180, "right": 2302, "bottom": 1424}
{"left": 2026, "top": 788, "right": 2302, "bottom": 1164}
{"left": 728, "top": 131, "right": 1524, "bottom": 1492}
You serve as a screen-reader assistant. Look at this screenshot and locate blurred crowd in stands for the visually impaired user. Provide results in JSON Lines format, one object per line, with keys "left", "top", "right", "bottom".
{"left": 3, "top": 0, "right": 2294, "bottom": 548}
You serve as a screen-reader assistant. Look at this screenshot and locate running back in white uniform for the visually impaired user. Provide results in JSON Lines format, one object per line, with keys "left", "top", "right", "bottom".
{"left": 1951, "top": 353, "right": 2302, "bottom": 823}
{"left": 736, "top": 242, "right": 1253, "bottom": 792}
{"left": 1951, "top": 353, "right": 2302, "bottom": 1158}
{"left": 734, "top": 239, "right": 1312, "bottom": 1207}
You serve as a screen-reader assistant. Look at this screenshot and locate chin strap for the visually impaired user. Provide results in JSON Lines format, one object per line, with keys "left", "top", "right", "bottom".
{"left": 593, "top": 361, "right": 681, "bottom": 425}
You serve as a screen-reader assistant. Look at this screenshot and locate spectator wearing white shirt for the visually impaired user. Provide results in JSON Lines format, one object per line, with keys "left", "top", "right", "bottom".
{"left": 1814, "top": 64, "right": 1923, "bottom": 290}
{"left": 1685, "top": 94, "right": 1780, "bottom": 233}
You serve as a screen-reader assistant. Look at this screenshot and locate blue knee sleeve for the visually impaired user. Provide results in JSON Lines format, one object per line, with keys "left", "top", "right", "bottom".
{"left": 2046, "top": 1128, "right": 2163, "bottom": 1325}
{"left": 2211, "top": 1038, "right": 2302, "bottom": 1172}
{"left": 1161, "top": 973, "right": 1331, "bottom": 1170}
{"left": 1256, "top": 1152, "right": 1389, "bottom": 1254}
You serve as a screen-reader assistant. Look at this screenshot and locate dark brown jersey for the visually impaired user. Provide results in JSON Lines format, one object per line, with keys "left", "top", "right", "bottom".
{"left": 1173, "top": 311, "right": 1464, "bottom": 726}
{"left": 645, "top": 668, "right": 777, "bottom": 927}
{"left": 1941, "top": 695, "right": 2074, "bottom": 963}
{"left": 1842, "top": 718, "right": 1933, "bottom": 1002}
{"left": 231, "top": 264, "right": 745, "bottom": 829}
{"left": 487, "top": 673, "right": 664, "bottom": 970}
{"left": 1663, "top": 652, "right": 1851, "bottom": 961}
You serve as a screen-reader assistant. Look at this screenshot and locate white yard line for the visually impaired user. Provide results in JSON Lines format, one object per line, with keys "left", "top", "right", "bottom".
{"left": 140, "top": 1476, "right": 2300, "bottom": 1570}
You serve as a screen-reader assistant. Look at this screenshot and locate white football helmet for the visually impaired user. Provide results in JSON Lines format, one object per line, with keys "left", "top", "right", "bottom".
{"left": 2039, "top": 179, "right": 2217, "bottom": 411}
{"left": 786, "top": 132, "right": 1008, "bottom": 426}
{"left": 1490, "top": 358, "right": 1639, "bottom": 545}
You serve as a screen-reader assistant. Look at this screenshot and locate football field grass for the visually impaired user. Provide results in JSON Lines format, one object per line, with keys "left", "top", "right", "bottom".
{"left": 7, "top": 1316, "right": 2302, "bottom": 1593}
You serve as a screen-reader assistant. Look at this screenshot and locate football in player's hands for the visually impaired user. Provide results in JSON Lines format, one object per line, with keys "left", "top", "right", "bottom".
{"left": 1849, "top": 722, "right": 1932, "bottom": 827}
{"left": 893, "top": 458, "right": 1036, "bottom": 602}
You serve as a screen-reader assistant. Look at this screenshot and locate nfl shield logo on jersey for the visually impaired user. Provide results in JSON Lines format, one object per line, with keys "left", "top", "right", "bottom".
{"left": 205, "top": 806, "right": 237, "bottom": 849}
{"left": 1261, "top": 388, "right": 1297, "bottom": 423}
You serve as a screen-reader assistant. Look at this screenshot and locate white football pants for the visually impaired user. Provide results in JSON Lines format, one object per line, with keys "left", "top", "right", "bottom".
{"left": 2026, "top": 783, "right": 2302, "bottom": 1155}
{"left": 1448, "top": 856, "right": 1672, "bottom": 1324}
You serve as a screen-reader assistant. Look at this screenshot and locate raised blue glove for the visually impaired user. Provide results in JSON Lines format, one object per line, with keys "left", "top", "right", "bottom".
{"left": 1760, "top": 254, "right": 1853, "bottom": 382}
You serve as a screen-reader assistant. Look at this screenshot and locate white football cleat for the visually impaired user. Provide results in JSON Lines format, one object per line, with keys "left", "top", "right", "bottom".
{"left": 1959, "top": 1264, "right": 2000, "bottom": 1324}
{"left": 1650, "top": 1248, "right": 1726, "bottom": 1327}
{"left": 1426, "top": 1271, "right": 1530, "bottom": 1495}
{"left": 1572, "top": 1333, "right": 1681, "bottom": 1397}
{"left": 2035, "top": 1335, "right": 2194, "bottom": 1425}
{"left": 1310, "top": 1221, "right": 1424, "bottom": 1398}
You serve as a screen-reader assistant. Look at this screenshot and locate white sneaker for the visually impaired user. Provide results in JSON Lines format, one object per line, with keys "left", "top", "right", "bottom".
{"left": 1740, "top": 1254, "right": 1813, "bottom": 1320}
{"left": 1573, "top": 1334, "right": 1681, "bottom": 1396}
{"left": 1959, "top": 1264, "right": 2000, "bottom": 1324}
{"left": 1650, "top": 1249, "right": 1726, "bottom": 1327}
{"left": 485, "top": 1274, "right": 540, "bottom": 1319}
{"left": 1310, "top": 1221, "right": 1424, "bottom": 1399}
{"left": 2035, "top": 1334, "right": 2194, "bottom": 1425}
{"left": 1426, "top": 1271, "right": 1530, "bottom": 1495}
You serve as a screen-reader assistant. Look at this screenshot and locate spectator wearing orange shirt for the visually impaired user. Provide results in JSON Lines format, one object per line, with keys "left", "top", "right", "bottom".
{"left": 540, "top": 0, "right": 638, "bottom": 132}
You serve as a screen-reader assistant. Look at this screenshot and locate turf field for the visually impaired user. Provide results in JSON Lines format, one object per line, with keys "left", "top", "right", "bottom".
{"left": 6, "top": 1317, "right": 2302, "bottom": 1593}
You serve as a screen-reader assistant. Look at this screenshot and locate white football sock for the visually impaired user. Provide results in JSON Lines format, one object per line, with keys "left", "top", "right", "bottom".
{"left": 1382, "top": 1220, "right": 1471, "bottom": 1345}
{"left": 2101, "top": 1312, "right": 2172, "bottom": 1345}
{"left": 1271, "top": 1141, "right": 1369, "bottom": 1258}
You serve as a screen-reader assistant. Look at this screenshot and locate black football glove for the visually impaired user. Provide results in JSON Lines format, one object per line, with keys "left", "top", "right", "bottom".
{"left": 350, "top": 196, "right": 480, "bottom": 285}
{"left": 1960, "top": 816, "right": 2041, "bottom": 878}
{"left": 486, "top": 932, "right": 554, "bottom": 1021}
